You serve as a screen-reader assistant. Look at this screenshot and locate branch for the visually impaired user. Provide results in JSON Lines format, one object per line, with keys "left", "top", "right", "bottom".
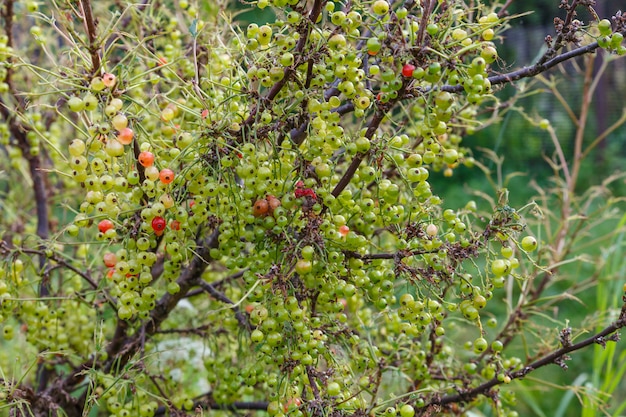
{"left": 421, "top": 302, "right": 626, "bottom": 413}
{"left": 536, "top": 0, "right": 581, "bottom": 66}
{"left": 154, "top": 390, "right": 269, "bottom": 416}
{"left": 196, "top": 279, "right": 251, "bottom": 332}
{"left": 330, "top": 83, "right": 405, "bottom": 198}
{"left": 79, "top": 0, "right": 101, "bottom": 73}
{"left": 437, "top": 41, "right": 601, "bottom": 94}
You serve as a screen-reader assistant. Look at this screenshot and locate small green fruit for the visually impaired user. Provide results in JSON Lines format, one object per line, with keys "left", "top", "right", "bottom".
{"left": 67, "top": 97, "right": 85, "bottom": 112}
{"left": 598, "top": 19, "right": 612, "bottom": 37}
{"left": 521, "top": 236, "right": 538, "bottom": 252}
{"left": 371, "top": 0, "right": 390, "bottom": 15}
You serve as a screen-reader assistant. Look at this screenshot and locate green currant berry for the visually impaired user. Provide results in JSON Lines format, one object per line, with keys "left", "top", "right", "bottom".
{"left": 327, "top": 381, "right": 341, "bottom": 396}
{"left": 598, "top": 19, "right": 612, "bottom": 37}
{"left": 521, "top": 236, "right": 538, "bottom": 252}
{"left": 473, "top": 337, "right": 488, "bottom": 353}
{"left": 372, "top": 0, "right": 389, "bottom": 15}
{"left": 67, "top": 97, "right": 85, "bottom": 112}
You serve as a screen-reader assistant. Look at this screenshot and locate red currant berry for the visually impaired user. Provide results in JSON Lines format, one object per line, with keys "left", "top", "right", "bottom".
{"left": 151, "top": 216, "right": 167, "bottom": 234}
{"left": 402, "top": 63, "right": 416, "bottom": 78}
{"left": 98, "top": 219, "right": 114, "bottom": 233}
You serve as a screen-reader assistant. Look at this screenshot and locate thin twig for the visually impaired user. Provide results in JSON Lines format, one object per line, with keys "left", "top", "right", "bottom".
{"left": 79, "top": 0, "right": 101, "bottom": 73}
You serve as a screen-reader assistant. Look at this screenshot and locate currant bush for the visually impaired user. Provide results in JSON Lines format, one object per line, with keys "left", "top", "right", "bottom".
{"left": 1, "top": 0, "right": 625, "bottom": 416}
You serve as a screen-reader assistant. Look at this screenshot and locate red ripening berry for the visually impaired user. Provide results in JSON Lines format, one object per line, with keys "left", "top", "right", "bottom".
{"left": 170, "top": 220, "right": 181, "bottom": 230}
{"left": 294, "top": 182, "right": 317, "bottom": 199}
{"left": 402, "top": 63, "right": 416, "bottom": 78}
{"left": 98, "top": 219, "right": 114, "bottom": 233}
{"left": 283, "top": 398, "right": 302, "bottom": 412}
{"left": 103, "top": 252, "right": 117, "bottom": 268}
{"left": 159, "top": 168, "right": 175, "bottom": 184}
{"left": 252, "top": 199, "right": 270, "bottom": 217}
{"left": 151, "top": 216, "right": 167, "bottom": 234}
{"left": 266, "top": 195, "right": 281, "bottom": 213}
{"left": 338, "top": 225, "right": 350, "bottom": 237}
{"left": 117, "top": 127, "right": 134, "bottom": 145}
{"left": 138, "top": 151, "right": 155, "bottom": 167}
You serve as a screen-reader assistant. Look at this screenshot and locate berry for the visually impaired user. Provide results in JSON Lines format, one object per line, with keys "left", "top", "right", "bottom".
{"left": 90, "top": 77, "right": 105, "bottom": 91}
{"left": 138, "top": 151, "right": 155, "bottom": 167}
{"left": 610, "top": 32, "right": 623, "bottom": 49}
{"left": 372, "top": 0, "right": 390, "bottom": 15}
{"left": 491, "top": 340, "right": 504, "bottom": 352}
{"left": 366, "top": 37, "right": 382, "bottom": 55}
{"left": 253, "top": 199, "right": 269, "bottom": 217}
{"left": 83, "top": 94, "right": 98, "bottom": 111}
{"left": 266, "top": 195, "right": 281, "bottom": 213}
{"left": 402, "top": 63, "right": 415, "bottom": 78}
{"left": 521, "top": 236, "right": 538, "bottom": 252}
{"left": 598, "top": 19, "right": 612, "bottom": 36}
{"left": 67, "top": 97, "right": 85, "bottom": 112}
{"left": 151, "top": 216, "right": 167, "bottom": 234}
{"left": 399, "top": 404, "right": 415, "bottom": 417}
{"left": 98, "top": 219, "right": 114, "bottom": 233}
{"left": 116, "top": 127, "right": 134, "bottom": 145}
{"left": 473, "top": 337, "right": 488, "bottom": 353}
{"left": 111, "top": 114, "right": 128, "bottom": 130}
{"left": 294, "top": 182, "right": 317, "bottom": 199}
{"left": 102, "top": 73, "right": 116, "bottom": 88}
{"left": 426, "top": 23, "right": 439, "bottom": 35}
{"left": 161, "top": 106, "right": 176, "bottom": 122}
{"left": 327, "top": 381, "right": 341, "bottom": 396}
{"left": 144, "top": 165, "right": 159, "bottom": 181}
{"left": 491, "top": 259, "right": 510, "bottom": 276}
{"left": 159, "top": 168, "right": 175, "bottom": 184}
{"left": 103, "top": 252, "right": 117, "bottom": 267}
{"left": 295, "top": 259, "right": 312, "bottom": 275}
{"left": 68, "top": 139, "right": 86, "bottom": 156}
{"left": 105, "top": 139, "right": 124, "bottom": 157}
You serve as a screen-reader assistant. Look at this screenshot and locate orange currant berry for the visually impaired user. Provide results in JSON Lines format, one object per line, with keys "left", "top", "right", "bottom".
{"left": 116, "top": 127, "right": 134, "bottom": 145}
{"left": 159, "top": 168, "right": 175, "bottom": 184}
{"left": 252, "top": 199, "right": 269, "bottom": 217}
{"left": 138, "top": 151, "right": 155, "bottom": 167}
